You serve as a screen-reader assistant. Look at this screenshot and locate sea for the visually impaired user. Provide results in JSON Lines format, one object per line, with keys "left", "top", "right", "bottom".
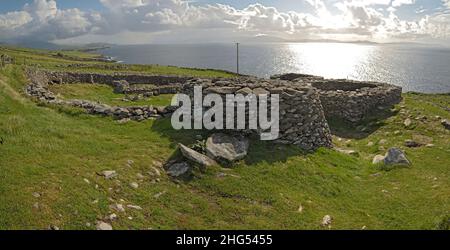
{"left": 101, "top": 43, "right": 450, "bottom": 93}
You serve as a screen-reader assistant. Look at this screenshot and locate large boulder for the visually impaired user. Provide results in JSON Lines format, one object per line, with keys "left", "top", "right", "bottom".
{"left": 384, "top": 148, "right": 411, "bottom": 166}
{"left": 206, "top": 133, "right": 249, "bottom": 164}
{"left": 179, "top": 144, "right": 217, "bottom": 167}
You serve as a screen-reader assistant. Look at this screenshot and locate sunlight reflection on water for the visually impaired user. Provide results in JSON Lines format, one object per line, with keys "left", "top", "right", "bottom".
{"left": 287, "top": 43, "right": 376, "bottom": 79}
{"left": 103, "top": 43, "right": 450, "bottom": 93}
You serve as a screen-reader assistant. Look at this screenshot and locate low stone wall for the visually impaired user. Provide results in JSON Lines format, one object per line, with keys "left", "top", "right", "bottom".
{"left": 35, "top": 69, "right": 192, "bottom": 86}
{"left": 25, "top": 68, "right": 174, "bottom": 121}
{"left": 181, "top": 78, "right": 333, "bottom": 150}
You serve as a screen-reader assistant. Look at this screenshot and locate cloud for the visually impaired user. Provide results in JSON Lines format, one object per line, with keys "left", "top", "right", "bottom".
{"left": 0, "top": 0, "right": 449, "bottom": 44}
{"left": 0, "top": 0, "right": 98, "bottom": 41}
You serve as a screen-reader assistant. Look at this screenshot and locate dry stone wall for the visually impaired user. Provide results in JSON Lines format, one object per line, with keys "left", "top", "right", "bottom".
{"left": 273, "top": 74, "right": 403, "bottom": 123}
{"left": 24, "top": 69, "right": 402, "bottom": 150}
{"left": 37, "top": 70, "right": 192, "bottom": 86}
{"left": 25, "top": 68, "right": 174, "bottom": 121}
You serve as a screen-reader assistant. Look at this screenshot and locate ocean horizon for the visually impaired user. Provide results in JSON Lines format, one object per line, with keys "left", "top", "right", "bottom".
{"left": 101, "top": 42, "right": 450, "bottom": 94}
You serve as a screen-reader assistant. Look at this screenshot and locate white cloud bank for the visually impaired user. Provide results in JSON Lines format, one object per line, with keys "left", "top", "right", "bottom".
{"left": 0, "top": 0, "right": 449, "bottom": 44}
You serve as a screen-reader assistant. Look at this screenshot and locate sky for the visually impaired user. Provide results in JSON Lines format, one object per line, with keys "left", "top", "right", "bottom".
{"left": 0, "top": 0, "right": 450, "bottom": 45}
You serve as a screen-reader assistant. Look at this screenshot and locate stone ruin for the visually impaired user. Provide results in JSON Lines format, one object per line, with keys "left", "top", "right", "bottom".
{"left": 24, "top": 69, "right": 402, "bottom": 151}
{"left": 271, "top": 73, "right": 403, "bottom": 123}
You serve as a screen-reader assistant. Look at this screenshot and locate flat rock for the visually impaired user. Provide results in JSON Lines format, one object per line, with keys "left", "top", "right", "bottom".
{"left": 96, "top": 221, "right": 113, "bottom": 230}
{"left": 166, "top": 162, "right": 191, "bottom": 177}
{"left": 321, "top": 215, "right": 332, "bottom": 227}
{"left": 101, "top": 170, "right": 117, "bottom": 179}
{"left": 179, "top": 143, "right": 217, "bottom": 167}
{"left": 110, "top": 203, "right": 125, "bottom": 213}
{"left": 384, "top": 148, "right": 411, "bottom": 166}
{"left": 336, "top": 148, "right": 358, "bottom": 156}
{"left": 130, "top": 182, "right": 139, "bottom": 189}
{"left": 372, "top": 155, "right": 385, "bottom": 165}
{"left": 404, "top": 118, "right": 412, "bottom": 128}
{"left": 206, "top": 133, "right": 249, "bottom": 164}
{"left": 127, "top": 205, "right": 142, "bottom": 210}
{"left": 404, "top": 140, "right": 422, "bottom": 148}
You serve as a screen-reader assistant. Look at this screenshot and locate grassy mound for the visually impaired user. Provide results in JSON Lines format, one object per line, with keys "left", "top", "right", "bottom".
{"left": 0, "top": 47, "right": 449, "bottom": 230}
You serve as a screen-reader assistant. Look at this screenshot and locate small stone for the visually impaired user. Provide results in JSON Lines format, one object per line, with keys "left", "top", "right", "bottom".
{"left": 394, "top": 130, "right": 401, "bottom": 135}
{"left": 336, "top": 148, "right": 358, "bottom": 156}
{"left": 96, "top": 221, "right": 113, "bottom": 230}
{"left": 367, "top": 141, "right": 374, "bottom": 147}
{"left": 152, "top": 160, "right": 163, "bottom": 168}
{"left": 321, "top": 215, "right": 332, "bottom": 227}
{"left": 384, "top": 148, "right": 411, "bottom": 166}
{"left": 130, "top": 182, "right": 139, "bottom": 189}
{"left": 404, "top": 140, "right": 422, "bottom": 148}
{"left": 425, "top": 144, "right": 435, "bottom": 148}
{"left": 150, "top": 167, "right": 161, "bottom": 177}
{"left": 136, "top": 173, "right": 145, "bottom": 180}
{"left": 127, "top": 205, "right": 143, "bottom": 210}
{"left": 101, "top": 170, "right": 117, "bottom": 179}
{"left": 49, "top": 225, "right": 60, "bottom": 230}
{"left": 216, "top": 172, "right": 227, "bottom": 178}
{"left": 404, "top": 118, "right": 412, "bottom": 128}
{"left": 154, "top": 191, "right": 167, "bottom": 199}
{"left": 83, "top": 178, "right": 90, "bottom": 184}
{"left": 378, "top": 139, "right": 387, "bottom": 145}
{"left": 32, "top": 192, "right": 41, "bottom": 198}
{"left": 109, "top": 213, "right": 118, "bottom": 221}
{"left": 110, "top": 203, "right": 125, "bottom": 213}
{"left": 298, "top": 205, "right": 303, "bottom": 213}
{"left": 117, "top": 118, "right": 130, "bottom": 124}
{"left": 372, "top": 155, "right": 385, "bottom": 165}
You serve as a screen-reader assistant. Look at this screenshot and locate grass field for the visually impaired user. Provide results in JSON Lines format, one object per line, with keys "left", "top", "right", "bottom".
{"left": 0, "top": 47, "right": 449, "bottom": 230}
{"left": 0, "top": 46, "right": 236, "bottom": 78}
{"left": 48, "top": 84, "right": 174, "bottom": 107}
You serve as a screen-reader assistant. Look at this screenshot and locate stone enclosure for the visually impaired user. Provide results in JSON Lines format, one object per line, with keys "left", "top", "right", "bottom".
{"left": 25, "top": 69, "right": 402, "bottom": 150}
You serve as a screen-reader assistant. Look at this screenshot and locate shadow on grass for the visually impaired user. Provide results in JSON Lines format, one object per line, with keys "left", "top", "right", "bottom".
{"left": 327, "top": 107, "right": 399, "bottom": 139}
{"left": 151, "top": 117, "right": 308, "bottom": 167}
